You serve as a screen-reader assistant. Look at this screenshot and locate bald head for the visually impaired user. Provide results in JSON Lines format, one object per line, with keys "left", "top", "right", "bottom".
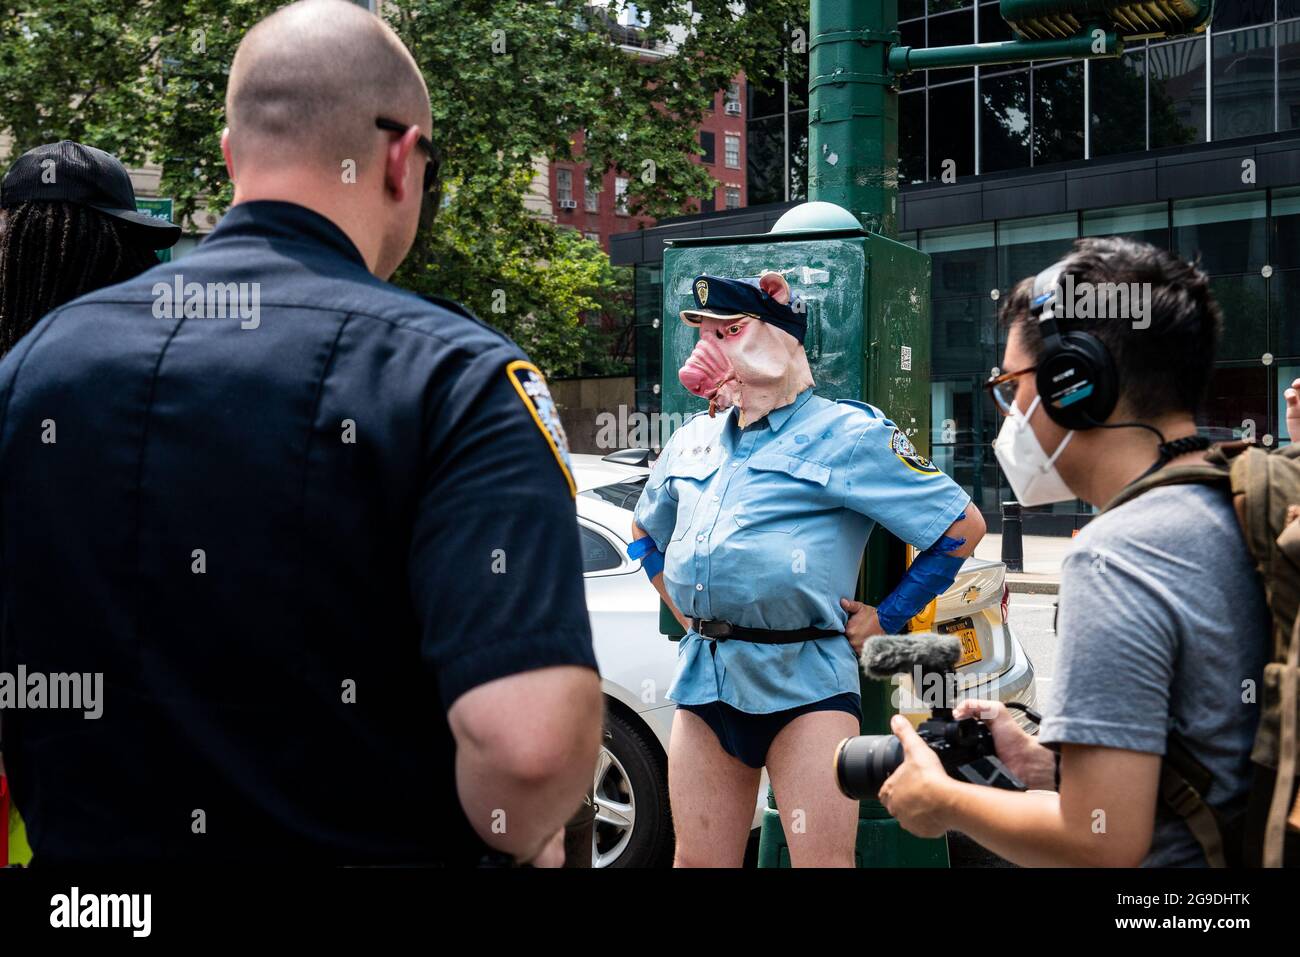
{"left": 226, "top": 0, "right": 430, "bottom": 175}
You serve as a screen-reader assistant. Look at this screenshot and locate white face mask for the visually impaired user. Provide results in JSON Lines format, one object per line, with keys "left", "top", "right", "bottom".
{"left": 993, "top": 396, "right": 1076, "bottom": 507}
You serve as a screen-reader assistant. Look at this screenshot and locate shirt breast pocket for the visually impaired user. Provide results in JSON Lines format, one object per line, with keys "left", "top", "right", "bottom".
{"left": 663, "top": 458, "right": 721, "bottom": 542}
{"left": 734, "top": 453, "right": 832, "bottom": 535}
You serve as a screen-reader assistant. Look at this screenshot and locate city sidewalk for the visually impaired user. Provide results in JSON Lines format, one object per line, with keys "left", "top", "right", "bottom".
{"left": 975, "top": 532, "right": 1077, "bottom": 595}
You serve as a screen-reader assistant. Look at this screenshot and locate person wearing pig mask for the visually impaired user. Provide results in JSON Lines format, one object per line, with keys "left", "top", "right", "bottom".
{"left": 628, "top": 271, "right": 985, "bottom": 867}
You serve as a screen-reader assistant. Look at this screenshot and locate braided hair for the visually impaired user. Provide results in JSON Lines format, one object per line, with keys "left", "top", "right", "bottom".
{"left": 0, "top": 201, "right": 160, "bottom": 357}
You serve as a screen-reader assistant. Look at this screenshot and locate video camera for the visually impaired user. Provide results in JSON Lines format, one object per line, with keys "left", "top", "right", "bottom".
{"left": 834, "top": 633, "right": 1027, "bottom": 800}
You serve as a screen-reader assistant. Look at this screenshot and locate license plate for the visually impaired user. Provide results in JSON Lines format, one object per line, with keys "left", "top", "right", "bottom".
{"left": 954, "top": 628, "right": 982, "bottom": 667}
{"left": 938, "top": 617, "right": 982, "bottom": 667}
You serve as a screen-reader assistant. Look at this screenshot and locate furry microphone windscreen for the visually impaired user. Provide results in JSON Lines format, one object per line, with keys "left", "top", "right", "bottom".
{"left": 861, "top": 634, "right": 962, "bottom": 679}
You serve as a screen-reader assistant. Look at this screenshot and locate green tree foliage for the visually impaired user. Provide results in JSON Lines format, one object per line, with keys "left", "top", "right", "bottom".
{"left": 0, "top": 0, "right": 805, "bottom": 375}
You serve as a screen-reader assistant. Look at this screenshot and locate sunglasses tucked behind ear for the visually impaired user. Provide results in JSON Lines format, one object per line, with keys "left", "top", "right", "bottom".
{"left": 375, "top": 117, "right": 443, "bottom": 228}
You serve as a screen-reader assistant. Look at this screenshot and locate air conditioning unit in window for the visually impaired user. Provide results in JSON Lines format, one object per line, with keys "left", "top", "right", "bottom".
{"left": 558, "top": 199, "right": 578, "bottom": 209}
{"left": 725, "top": 101, "right": 742, "bottom": 115}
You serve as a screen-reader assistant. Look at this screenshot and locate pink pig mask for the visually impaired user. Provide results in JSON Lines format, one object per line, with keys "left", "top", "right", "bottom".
{"left": 677, "top": 271, "right": 814, "bottom": 428}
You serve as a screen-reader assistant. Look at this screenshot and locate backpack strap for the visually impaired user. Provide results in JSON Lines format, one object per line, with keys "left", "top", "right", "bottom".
{"left": 1160, "top": 732, "right": 1229, "bottom": 867}
{"left": 1102, "top": 462, "right": 1232, "bottom": 514}
{"left": 1264, "top": 613, "right": 1300, "bottom": 867}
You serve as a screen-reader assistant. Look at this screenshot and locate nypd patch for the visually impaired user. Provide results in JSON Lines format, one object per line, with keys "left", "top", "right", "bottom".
{"left": 890, "top": 427, "right": 940, "bottom": 475}
{"left": 506, "top": 359, "right": 576, "bottom": 497}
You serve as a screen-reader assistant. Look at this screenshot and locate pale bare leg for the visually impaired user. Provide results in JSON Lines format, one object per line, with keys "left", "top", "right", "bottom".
{"left": 668, "top": 708, "right": 762, "bottom": 867}
{"left": 766, "top": 709, "right": 860, "bottom": 868}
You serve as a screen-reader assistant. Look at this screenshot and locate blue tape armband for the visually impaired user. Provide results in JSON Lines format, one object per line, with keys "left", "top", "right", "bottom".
{"left": 627, "top": 536, "right": 664, "bottom": 581}
{"left": 875, "top": 535, "right": 967, "bottom": 634}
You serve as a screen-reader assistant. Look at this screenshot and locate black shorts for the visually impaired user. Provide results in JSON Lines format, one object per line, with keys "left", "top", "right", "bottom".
{"left": 678, "top": 692, "right": 862, "bottom": 770}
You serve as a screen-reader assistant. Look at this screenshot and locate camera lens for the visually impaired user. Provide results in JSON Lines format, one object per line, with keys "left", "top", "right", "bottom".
{"left": 834, "top": 734, "right": 903, "bottom": 800}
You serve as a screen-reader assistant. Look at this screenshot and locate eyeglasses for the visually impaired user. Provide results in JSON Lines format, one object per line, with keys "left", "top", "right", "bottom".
{"left": 984, "top": 366, "right": 1037, "bottom": 416}
{"left": 374, "top": 117, "right": 439, "bottom": 222}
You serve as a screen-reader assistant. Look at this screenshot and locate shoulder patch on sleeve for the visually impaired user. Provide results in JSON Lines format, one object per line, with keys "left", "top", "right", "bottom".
{"left": 505, "top": 359, "right": 576, "bottom": 497}
{"left": 888, "top": 426, "right": 941, "bottom": 476}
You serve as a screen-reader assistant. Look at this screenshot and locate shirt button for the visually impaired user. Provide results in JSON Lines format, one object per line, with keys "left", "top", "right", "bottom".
{"left": 712, "top": 494, "right": 719, "bottom": 501}
{"left": 696, "top": 534, "right": 704, "bottom": 542}
{"left": 695, "top": 583, "right": 703, "bottom": 591}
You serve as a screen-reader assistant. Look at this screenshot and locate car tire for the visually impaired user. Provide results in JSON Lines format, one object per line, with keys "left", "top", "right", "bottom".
{"left": 594, "top": 710, "right": 673, "bottom": 868}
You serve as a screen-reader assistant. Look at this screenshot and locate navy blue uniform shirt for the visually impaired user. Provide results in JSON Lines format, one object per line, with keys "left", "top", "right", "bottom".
{"left": 0, "top": 201, "right": 596, "bottom": 864}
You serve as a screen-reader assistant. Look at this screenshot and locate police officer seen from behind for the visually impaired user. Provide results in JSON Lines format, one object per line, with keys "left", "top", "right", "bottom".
{"left": 0, "top": 0, "right": 600, "bottom": 866}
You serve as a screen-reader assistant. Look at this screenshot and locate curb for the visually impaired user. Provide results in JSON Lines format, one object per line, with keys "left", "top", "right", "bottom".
{"left": 1006, "top": 577, "right": 1059, "bottom": 596}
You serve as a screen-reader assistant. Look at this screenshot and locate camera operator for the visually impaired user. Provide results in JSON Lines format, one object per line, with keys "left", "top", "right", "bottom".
{"left": 878, "top": 237, "right": 1270, "bottom": 867}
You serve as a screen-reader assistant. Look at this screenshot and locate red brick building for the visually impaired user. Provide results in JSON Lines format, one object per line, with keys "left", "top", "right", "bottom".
{"left": 548, "top": 76, "right": 748, "bottom": 252}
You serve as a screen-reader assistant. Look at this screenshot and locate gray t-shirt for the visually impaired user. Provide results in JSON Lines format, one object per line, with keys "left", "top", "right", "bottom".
{"left": 1040, "top": 484, "right": 1269, "bottom": 867}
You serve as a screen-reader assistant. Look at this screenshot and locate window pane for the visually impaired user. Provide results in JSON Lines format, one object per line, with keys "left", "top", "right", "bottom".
{"left": 998, "top": 213, "right": 1079, "bottom": 290}
{"left": 978, "top": 2, "right": 1013, "bottom": 44}
{"left": 929, "top": 0, "right": 971, "bottom": 12}
{"left": 1172, "top": 194, "right": 1268, "bottom": 275}
{"left": 1090, "top": 48, "right": 1147, "bottom": 157}
{"left": 1200, "top": 366, "right": 1269, "bottom": 444}
{"left": 980, "top": 70, "right": 1030, "bottom": 174}
{"left": 928, "top": 10, "right": 975, "bottom": 82}
{"left": 900, "top": 90, "right": 926, "bottom": 185}
{"left": 1213, "top": 26, "right": 1275, "bottom": 140}
{"left": 1032, "top": 62, "right": 1084, "bottom": 166}
{"left": 1214, "top": 0, "right": 1274, "bottom": 30}
{"left": 579, "top": 527, "right": 622, "bottom": 573}
{"left": 1272, "top": 187, "right": 1300, "bottom": 269}
{"left": 1271, "top": 269, "right": 1300, "bottom": 356}
{"left": 746, "top": 116, "right": 784, "bottom": 206}
{"left": 699, "top": 131, "right": 715, "bottom": 164}
{"left": 1280, "top": 20, "right": 1300, "bottom": 132}
{"left": 1209, "top": 275, "right": 1269, "bottom": 361}
{"left": 724, "top": 134, "right": 741, "bottom": 168}
{"left": 1284, "top": 1, "right": 1300, "bottom": 18}
{"left": 1082, "top": 202, "right": 1169, "bottom": 249}
{"left": 1149, "top": 37, "right": 1207, "bottom": 148}
{"left": 787, "top": 41, "right": 809, "bottom": 113}
{"left": 787, "top": 113, "right": 809, "bottom": 201}
{"left": 901, "top": 0, "right": 924, "bottom": 20}
{"left": 932, "top": 298, "right": 996, "bottom": 376}
{"left": 748, "top": 77, "right": 783, "bottom": 119}
{"left": 928, "top": 81, "right": 975, "bottom": 181}
{"left": 924, "top": 222, "right": 998, "bottom": 375}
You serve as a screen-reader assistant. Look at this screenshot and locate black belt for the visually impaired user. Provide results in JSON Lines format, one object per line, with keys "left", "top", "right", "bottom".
{"left": 690, "top": 618, "right": 842, "bottom": 644}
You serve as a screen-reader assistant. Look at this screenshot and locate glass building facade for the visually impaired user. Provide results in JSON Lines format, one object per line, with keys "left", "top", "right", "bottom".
{"left": 618, "top": 3, "right": 1300, "bottom": 533}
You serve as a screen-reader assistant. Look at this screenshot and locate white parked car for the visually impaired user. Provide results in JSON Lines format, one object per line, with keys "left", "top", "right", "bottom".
{"left": 574, "top": 451, "right": 1036, "bottom": 868}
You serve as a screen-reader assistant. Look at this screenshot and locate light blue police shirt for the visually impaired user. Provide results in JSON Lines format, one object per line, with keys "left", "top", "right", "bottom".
{"left": 633, "top": 388, "right": 971, "bottom": 714}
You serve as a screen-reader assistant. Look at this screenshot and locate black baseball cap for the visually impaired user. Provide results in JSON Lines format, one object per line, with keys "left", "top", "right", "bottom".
{"left": 1, "top": 140, "right": 181, "bottom": 249}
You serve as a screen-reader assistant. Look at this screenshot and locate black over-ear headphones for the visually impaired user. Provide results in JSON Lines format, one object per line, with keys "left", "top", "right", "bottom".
{"left": 1028, "top": 260, "right": 1119, "bottom": 431}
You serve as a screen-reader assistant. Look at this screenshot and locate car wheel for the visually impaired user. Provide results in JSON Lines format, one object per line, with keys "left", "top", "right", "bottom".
{"left": 593, "top": 711, "right": 673, "bottom": 868}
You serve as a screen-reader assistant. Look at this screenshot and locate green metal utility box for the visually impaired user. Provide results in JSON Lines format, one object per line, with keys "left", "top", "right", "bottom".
{"left": 659, "top": 220, "right": 948, "bottom": 867}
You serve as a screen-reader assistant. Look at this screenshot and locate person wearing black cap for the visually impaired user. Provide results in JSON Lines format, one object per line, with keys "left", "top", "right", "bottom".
{"left": 0, "top": 140, "right": 181, "bottom": 356}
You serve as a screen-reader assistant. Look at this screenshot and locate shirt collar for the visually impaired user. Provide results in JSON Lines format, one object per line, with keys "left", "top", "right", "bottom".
{"left": 765, "top": 387, "right": 815, "bottom": 433}
{"left": 203, "top": 200, "right": 368, "bottom": 270}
